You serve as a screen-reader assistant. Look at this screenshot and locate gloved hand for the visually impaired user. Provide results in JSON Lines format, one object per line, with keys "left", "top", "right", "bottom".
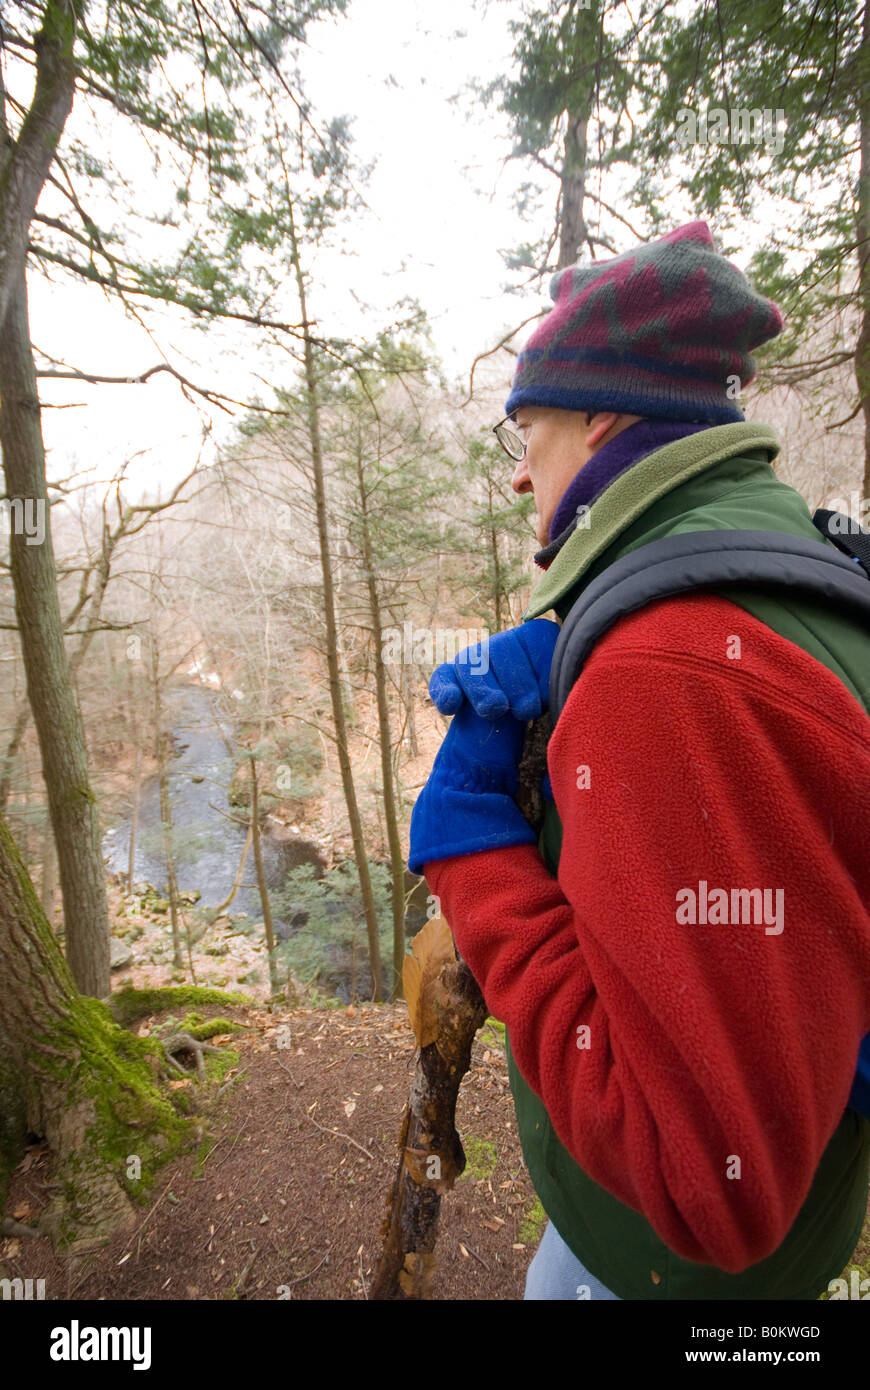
{"left": 428, "top": 620, "right": 560, "bottom": 807}
{"left": 429, "top": 619, "right": 561, "bottom": 721}
{"left": 408, "top": 699, "right": 537, "bottom": 875}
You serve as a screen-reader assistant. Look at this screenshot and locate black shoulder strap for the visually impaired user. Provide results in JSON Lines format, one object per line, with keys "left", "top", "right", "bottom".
{"left": 549, "top": 517, "right": 870, "bottom": 724}
{"left": 813, "top": 508, "right": 870, "bottom": 577}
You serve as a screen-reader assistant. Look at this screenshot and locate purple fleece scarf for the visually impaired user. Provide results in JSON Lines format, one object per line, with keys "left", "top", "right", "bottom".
{"left": 534, "top": 419, "right": 710, "bottom": 569}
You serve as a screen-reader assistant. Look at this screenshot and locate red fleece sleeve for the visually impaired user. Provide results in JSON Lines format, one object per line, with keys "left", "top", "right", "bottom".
{"left": 423, "top": 594, "right": 870, "bottom": 1273}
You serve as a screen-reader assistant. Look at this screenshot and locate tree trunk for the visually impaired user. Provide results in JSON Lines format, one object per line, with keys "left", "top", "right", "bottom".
{"left": 354, "top": 436, "right": 406, "bottom": 999}
{"left": 856, "top": 0, "right": 870, "bottom": 500}
{"left": 0, "top": 817, "right": 189, "bottom": 1251}
{"left": 287, "top": 202, "right": 383, "bottom": 1001}
{"left": 128, "top": 744, "right": 141, "bottom": 892}
{"left": 213, "top": 824, "right": 253, "bottom": 915}
{"left": 40, "top": 815, "right": 57, "bottom": 918}
{"left": 558, "top": 111, "right": 592, "bottom": 269}
{"left": 19, "top": 737, "right": 33, "bottom": 866}
{"left": 0, "top": 271, "right": 111, "bottom": 998}
{"left": 557, "top": 8, "right": 598, "bottom": 275}
{"left": 126, "top": 661, "right": 141, "bottom": 891}
{"left": 488, "top": 479, "right": 504, "bottom": 633}
{"left": 0, "top": 702, "right": 29, "bottom": 814}
{"left": 0, "top": 0, "right": 78, "bottom": 335}
{"left": 156, "top": 730, "right": 182, "bottom": 972}
{"left": 250, "top": 757, "right": 279, "bottom": 996}
{"left": 400, "top": 662, "right": 419, "bottom": 759}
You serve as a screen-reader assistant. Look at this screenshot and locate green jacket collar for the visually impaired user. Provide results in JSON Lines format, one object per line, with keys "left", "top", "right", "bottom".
{"left": 523, "top": 422, "right": 780, "bottom": 620}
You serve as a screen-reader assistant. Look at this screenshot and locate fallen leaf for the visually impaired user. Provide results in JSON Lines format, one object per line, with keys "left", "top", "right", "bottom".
{"left": 459, "top": 1242, "right": 470, "bottom": 1259}
{"left": 372, "top": 1084, "right": 383, "bottom": 1094}
{"left": 11, "top": 1203, "right": 31, "bottom": 1221}
{"left": 343, "top": 1100, "right": 356, "bottom": 1119}
{"left": 481, "top": 1218, "right": 504, "bottom": 1232}
{"left": 210, "top": 1034, "right": 234, "bottom": 1047}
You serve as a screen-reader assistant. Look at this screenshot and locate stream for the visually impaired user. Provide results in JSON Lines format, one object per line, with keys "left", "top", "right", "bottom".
{"left": 102, "top": 685, "right": 325, "bottom": 934}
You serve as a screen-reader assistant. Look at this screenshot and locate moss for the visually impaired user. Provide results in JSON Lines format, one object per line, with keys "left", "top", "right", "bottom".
{"left": 461, "top": 1137, "right": 497, "bottom": 1181}
{"left": 519, "top": 1196, "right": 547, "bottom": 1246}
{"left": 0, "top": 1037, "right": 26, "bottom": 1217}
{"left": 109, "top": 985, "right": 250, "bottom": 1027}
{"left": 178, "top": 1016, "right": 246, "bottom": 1042}
{"left": 203, "top": 1047, "right": 239, "bottom": 1083}
{"left": 27, "top": 991, "right": 196, "bottom": 1233}
{"left": 0, "top": 822, "right": 199, "bottom": 1248}
{"left": 480, "top": 1018, "right": 506, "bottom": 1049}
{"left": 192, "top": 1134, "right": 214, "bottom": 1179}
{"left": 303, "top": 985, "right": 342, "bottom": 1008}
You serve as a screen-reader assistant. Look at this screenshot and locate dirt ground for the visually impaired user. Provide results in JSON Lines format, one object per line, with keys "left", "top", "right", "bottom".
{"left": 1, "top": 1000, "right": 542, "bottom": 1301}
{"left": 4, "top": 994, "right": 869, "bottom": 1302}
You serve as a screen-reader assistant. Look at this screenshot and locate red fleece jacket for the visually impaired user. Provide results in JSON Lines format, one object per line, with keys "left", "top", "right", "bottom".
{"left": 423, "top": 593, "right": 870, "bottom": 1274}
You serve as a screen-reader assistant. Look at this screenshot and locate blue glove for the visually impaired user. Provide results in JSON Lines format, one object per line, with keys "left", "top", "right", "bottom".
{"left": 408, "top": 699, "right": 537, "bottom": 875}
{"left": 427, "top": 620, "right": 560, "bottom": 808}
{"left": 429, "top": 619, "right": 561, "bottom": 721}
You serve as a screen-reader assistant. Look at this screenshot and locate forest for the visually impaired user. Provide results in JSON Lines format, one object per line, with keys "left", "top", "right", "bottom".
{"left": 1, "top": 0, "right": 869, "bottom": 1332}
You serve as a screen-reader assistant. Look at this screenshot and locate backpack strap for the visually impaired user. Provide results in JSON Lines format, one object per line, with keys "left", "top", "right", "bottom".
{"left": 813, "top": 508, "right": 870, "bottom": 578}
{"left": 549, "top": 527, "right": 870, "bottom": 724}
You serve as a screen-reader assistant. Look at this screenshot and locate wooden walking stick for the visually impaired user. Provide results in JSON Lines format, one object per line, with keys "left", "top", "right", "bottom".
{"left": 371, "top": 712, "right": 552, "bottom": 1300}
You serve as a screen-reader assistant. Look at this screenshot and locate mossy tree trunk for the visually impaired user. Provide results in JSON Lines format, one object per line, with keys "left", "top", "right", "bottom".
{"left": 0, "top": 257, "right": 111, "bottom": 1003}
{"left": 0, "top": 818, "right": 190, "bottom": 1252}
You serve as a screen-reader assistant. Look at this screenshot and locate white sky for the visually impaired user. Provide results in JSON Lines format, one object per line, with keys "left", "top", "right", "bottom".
{"left": 23, "top": 0, "right": 816, "bottom": 506}
{"left": 31, "top": 0, "right": 541, "bottom": 500}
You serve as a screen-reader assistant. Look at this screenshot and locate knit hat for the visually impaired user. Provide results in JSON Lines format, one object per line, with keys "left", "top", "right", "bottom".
{"left": 504, "top": 221, "right": 782, "bottom": 424}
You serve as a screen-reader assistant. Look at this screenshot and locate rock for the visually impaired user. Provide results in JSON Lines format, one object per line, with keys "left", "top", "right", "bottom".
{"left": 110, "top": 939, "right": 133, "bottom": 970}
{"left": 151, "top": 898, "right": 170, "bottom": 913}
{"left": 132, "top": 881, "right": 153, "bottom": 896}
{"left": 178, "top": 890, "right": 201, "bottom": 905}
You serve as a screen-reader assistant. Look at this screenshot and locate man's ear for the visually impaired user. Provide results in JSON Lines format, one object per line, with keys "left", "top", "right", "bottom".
{"left": 586, "top": 412, "right": 619, "bottom": 448}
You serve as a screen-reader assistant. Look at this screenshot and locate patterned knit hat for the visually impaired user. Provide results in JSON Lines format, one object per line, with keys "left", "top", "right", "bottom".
{"left": 504, "top": 221, "right": 782, "bottom": 424}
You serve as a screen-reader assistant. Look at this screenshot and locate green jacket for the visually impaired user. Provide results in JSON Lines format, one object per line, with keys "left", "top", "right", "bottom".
{"left": 507, "top": 422, "right": 870, "bottom": 1300}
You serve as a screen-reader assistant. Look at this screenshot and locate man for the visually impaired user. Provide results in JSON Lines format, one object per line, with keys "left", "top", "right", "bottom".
{"left": 408, "top": 221, "right": 870, "bottom": 1300}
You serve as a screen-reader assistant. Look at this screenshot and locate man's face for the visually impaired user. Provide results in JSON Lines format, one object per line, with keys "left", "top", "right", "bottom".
{"left": 509, "top": 406, "right": 592, "bottom": 547}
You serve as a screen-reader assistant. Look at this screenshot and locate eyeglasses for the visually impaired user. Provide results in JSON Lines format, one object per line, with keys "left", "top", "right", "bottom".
{"left": 492, "top": 416, "right": 526, "bottom": 461}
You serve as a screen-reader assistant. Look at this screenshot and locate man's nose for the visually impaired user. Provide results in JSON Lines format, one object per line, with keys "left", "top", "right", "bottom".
{"left": 511, "top": 456, "right": 532, "bottom": 494}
